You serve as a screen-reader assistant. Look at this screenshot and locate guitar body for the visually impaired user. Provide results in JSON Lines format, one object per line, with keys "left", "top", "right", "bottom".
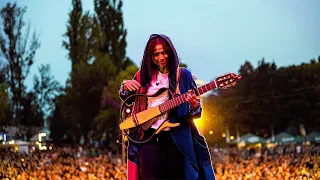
{"left": 119, "top": 106, "right": 161, "bottom": 130}
{"left": 119, "top": 92, "right": 180, "bottom": 134}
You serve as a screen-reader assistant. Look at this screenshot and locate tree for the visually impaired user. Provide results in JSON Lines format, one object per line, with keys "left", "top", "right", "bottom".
{"left": 68, "top": 53, "right": 117, "bottom": 140}
{"left": 49, "top": 94, "right": 72, "bottom": 144}
{"left": 94, "top": 64, "right": 138, "bottom": 140}
{"left": 94, "top": 0, "right": 132, "bottom": 72}
{"left": 0, "top": 2, "right": 40, "bottom": 125}
{"left": 239, "top": 60, "right": 254, "bottom": 78}
{"left": 20, "top": 91, "right": 43, "bottom": 127}
{"left": 62, "top": 0, "right": 94, "bottom": 74}
{"left": 179, "top": 58, "right": 188, "bottom": 68}
{"left": 59, "top": 0, "right": 97, "bottom": 142}
{"left": 0, "top": 84, "right": 10, "bottom": 125}
{"left": 56, "top": 0, "right": 134, "bottom": 144}
{"left": 0, "top": 61, "right": 10, "bottom": 125}
{"left": 205, "top": 58, "right": 320, "bottom": 141}
{"left": 33, "top": 64, "right": 61, "bottom": 128}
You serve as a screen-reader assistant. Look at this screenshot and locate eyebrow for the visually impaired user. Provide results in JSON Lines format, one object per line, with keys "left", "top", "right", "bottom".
{"left": 154, "top": 49, "right": 165, "bottom": 52}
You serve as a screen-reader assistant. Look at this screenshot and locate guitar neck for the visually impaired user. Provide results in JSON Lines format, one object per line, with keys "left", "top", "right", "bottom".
{"left": 158, "top": 80, "right": 217, "bottom": 113}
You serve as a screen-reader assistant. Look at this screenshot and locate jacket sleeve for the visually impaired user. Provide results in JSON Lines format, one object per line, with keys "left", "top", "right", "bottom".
{"left": 119, "top": 81, "right": 137, "bottom": 102}
{"left": 119, "top": 70, "right": 140, "bottom": 102}
{"left": 189, "top": 99, "right": 202, "bottom": 119}
{"left": 186, "top": 69, "right": 202, "bottom": 119}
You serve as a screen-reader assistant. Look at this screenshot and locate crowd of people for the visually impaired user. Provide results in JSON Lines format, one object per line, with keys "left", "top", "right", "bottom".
{"left": 211, "top": 144, "right": 319, "bottom": 180}
{"left": 0, "top": 146, "right": 127, "bottom": 180}
{"left": 0, "top": 143, "right": 319, "bottom": 179}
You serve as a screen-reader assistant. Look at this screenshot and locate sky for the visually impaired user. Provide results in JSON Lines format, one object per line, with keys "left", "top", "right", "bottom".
{"left": 0, "top": 0, "right": 319, "bottom": 90}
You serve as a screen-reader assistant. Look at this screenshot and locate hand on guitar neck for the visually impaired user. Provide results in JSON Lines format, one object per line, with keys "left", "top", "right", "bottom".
{"left": 186, "top": 90, "right": 200, "bottom": 109}
{"left": 123, "top": 80, "right": 141, "bottom": 91}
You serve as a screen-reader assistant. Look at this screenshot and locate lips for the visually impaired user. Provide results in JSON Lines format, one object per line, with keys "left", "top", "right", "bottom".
{"left": 159, "top": 61, "right": 166, "bottom": 65}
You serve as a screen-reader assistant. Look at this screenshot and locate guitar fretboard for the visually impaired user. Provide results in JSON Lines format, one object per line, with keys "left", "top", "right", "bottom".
{"left": 158, "top": 81, "right": 217, "bottom": 113}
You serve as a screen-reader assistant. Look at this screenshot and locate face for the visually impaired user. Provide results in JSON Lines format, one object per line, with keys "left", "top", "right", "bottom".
{"left": 153, "top": 44, "right": 168, "bottom": 72}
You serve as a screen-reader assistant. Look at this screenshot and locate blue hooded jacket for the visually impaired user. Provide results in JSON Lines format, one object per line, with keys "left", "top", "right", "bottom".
{"left": 119, "top": 34, "right": 216, "bottom": 180}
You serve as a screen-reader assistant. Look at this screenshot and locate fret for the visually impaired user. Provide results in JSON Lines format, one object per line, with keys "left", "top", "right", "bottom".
{"left": 168, "top": 101, "right": 172, "bottom": 110}
{"left": 170, "top": 100, "right": 174, "bottom": 109}
{"left": 180, "top": 95, "right": 184, "bottom": 104}
{"left": 202, "top": 85, "right": 206, "bottom": 94}
{"left": 177, "top": 96, "right": 182, "bottom": 104}
{"left": 200, "top": 87, "right": 203, "bottom": 94}
{"left": 203, "top": 85, "right": 208, "bottom": 93}
{"left": 160, "top": 104, "right": 164, "bottom": 113}
{"left": 167, "top": 103, "right": 171, "bottom": 111}
{"left": 198, "top": 87, "right": 203, "bottom": 95}
{"left": 208, "top": 83, "right": 212, "bottom": 90}
{"left": 173, "top": 98, "right": 178, "bottom": 107}
{"left": 207, "top": 82, "right": 213, "bottom": 91}
{"left": 165, "top": 103, "right": 170, "bottom": 112}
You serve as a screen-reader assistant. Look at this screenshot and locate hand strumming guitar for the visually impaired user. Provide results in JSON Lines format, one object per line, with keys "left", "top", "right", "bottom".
{"left": 123, "top": 80, "right": 141, "bottom": 91}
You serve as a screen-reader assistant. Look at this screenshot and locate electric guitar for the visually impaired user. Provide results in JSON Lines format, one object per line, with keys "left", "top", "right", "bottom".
{"left": 119, "top": 72, "right": 241, "bottom": 138}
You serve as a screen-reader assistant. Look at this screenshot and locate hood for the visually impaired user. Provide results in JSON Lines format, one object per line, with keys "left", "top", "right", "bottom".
{"left": 139, "top": 34, "right": 180, "bottom": 88}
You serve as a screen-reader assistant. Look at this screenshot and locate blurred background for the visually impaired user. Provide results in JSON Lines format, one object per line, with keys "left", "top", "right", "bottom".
{"left": 0, "top": 0, "right": 319, "bottom": 179}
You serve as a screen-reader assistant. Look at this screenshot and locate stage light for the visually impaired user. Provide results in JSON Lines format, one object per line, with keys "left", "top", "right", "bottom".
{"left": 230, "top": 136, "right": 234, "bottom": 140}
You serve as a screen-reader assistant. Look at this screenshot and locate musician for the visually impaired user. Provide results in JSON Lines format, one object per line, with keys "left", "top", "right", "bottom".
{"left": 119, "top": 34, "right": 215, "bottom": 180}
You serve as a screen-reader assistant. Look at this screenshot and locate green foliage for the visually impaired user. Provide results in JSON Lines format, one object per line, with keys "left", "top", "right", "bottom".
{"left": 94, "top": 65, "right": 138, "bottom": 136}
{"left": 204, "top": 57, "right": 320, "bottom": 143}
{"left": 0, "top": 2, "right": 40, "bottom": 125}
{"left": 20, "top": 91, "right": 43, "bottom": 127}
{"left": 102, "top": 64, "right": 138, "bottom": 101}
{"left": 63, "top": 0, "right": 95, "bottom": 71}
{"left": 0, "top": 61, "right": 10, "bottom": 124}
{"left": 0, "top": 82, "right": 10, "bottom": 125}
{"left": 33, "top": 64, "right": 61, "bottom": 127}
{"left": 53, "top": 52, "right": 117, "bottom": 141}
{"left": 94, "top": 0, "right": 131, "bottom": 72}
{"left": 52, "top": 0, "right": 136, "bottom": 144}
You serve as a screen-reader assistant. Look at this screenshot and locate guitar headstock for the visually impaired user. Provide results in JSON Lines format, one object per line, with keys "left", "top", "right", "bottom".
{"left": 215, "top": 73, "right": 242, "bottom": 89}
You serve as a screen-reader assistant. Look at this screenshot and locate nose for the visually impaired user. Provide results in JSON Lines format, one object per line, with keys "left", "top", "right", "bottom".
{"left": 158, "top": 53, "right": 165, "bottom": 60}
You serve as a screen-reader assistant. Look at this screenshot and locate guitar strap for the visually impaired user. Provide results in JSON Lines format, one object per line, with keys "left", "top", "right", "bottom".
{"left": 168, "top": 67, "right": 183, "bottom": 98}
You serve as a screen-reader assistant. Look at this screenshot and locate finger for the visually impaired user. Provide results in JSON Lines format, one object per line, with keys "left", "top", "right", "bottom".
{"left": 192, "top": 95, "right": 199, "bottom": 102}
{"left": 124, "top": 82, "right": 131, "bottom": 90}
{"left": 189, "top": 96, "right": 196, "bottom": 104}
{"left": 186, "top": 94, "right": 191, "bottom": 101}
{"left": 127, "top": 85, "right": 133, "bottom": 91}
{"left": 133, "top": 81, "right": 141, "bottom": 87}
{"left": 132, "top": 84, "right": 139, "bottom": 91}
{"left": 128, "top": 84, "right": 135, "bottom": 91}
{"left": 187, "top": 90, "right": 195, "bottom": 102}
{"left": 132, "top": 83, "right": 139, "bottom": 90}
